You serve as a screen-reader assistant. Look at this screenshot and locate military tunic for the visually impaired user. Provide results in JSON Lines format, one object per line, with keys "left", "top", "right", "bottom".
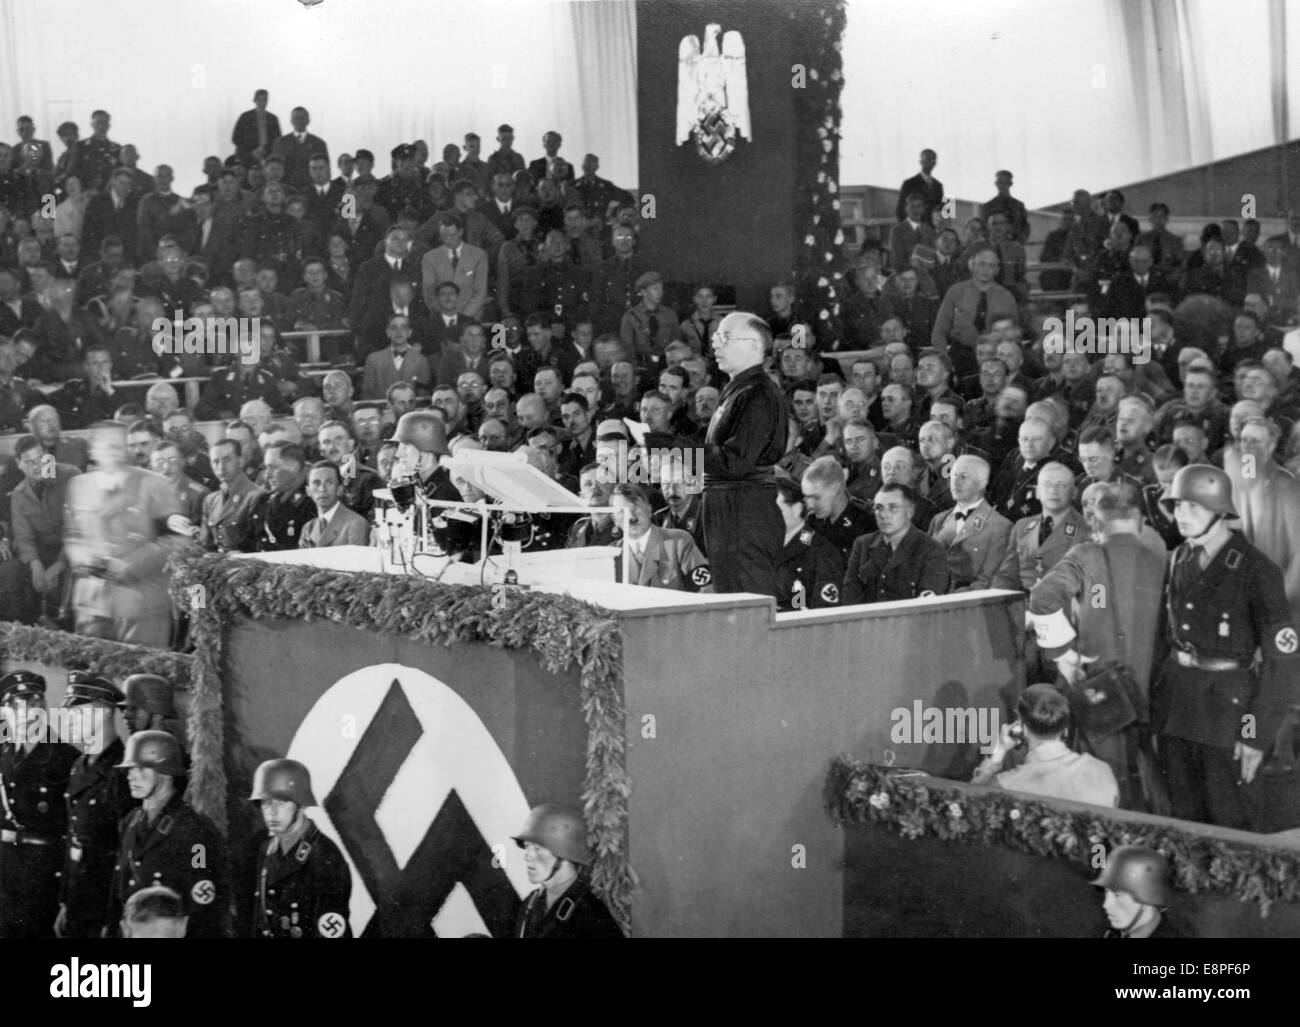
{"left": 249, "top": 486, "right": 315, "bottom": 551}
{"left": 0, "top": 739, "right": 78, "bottom": 937}
{"left": 1159, "top": 531, "right": 1300, "bottom": 828}
{"left": 254, "top": 819, "right": 352, "bottom": 939}
{"left": 775, "top": 527, "right": 846, "bottom": 611}
{"left": 60, "top": 736, "right": 134, "bottom": 937}
{"left": 514, "top": 876, "right": 624, "bottom": 939}
{"left": 843, "top": 527, "right": 950, "bottom": 605}
{"left": 107, "top": 793, "right": 227, "bottom": 938}
{"left": 805, "top": 497, "right": 877, "bottom": 563}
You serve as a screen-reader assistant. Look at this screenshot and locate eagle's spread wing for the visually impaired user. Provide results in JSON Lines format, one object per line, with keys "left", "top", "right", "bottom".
{"left": 721, "top": 30, "right": 750, "bottom": 141}
{"left": 676, "top": 35, "right": 701, "bottom": 145}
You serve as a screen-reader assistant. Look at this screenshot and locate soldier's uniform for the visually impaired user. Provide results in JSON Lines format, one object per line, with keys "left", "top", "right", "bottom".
{"left": 519, "top": 259, "right": 587, "bottom": 320}
{"left": 1009, "top": 506, "right": 1086, "bottom": 591}
{"left": 199, "top": 474, "right": 266, "bottom": 553}
{"left": 172, "top": 474, "right": 209, "bottom": 527}
{"left": 249, "top": 485, "right": 315, "bottom": 551}
{"left": 107, "top": 792, "right": 226, "bottom": 938}
{"left": 61, "top": 732, "right": 133, "bottom": 938}
{"left": 254, "top": 819, "right": 352, "bottom": 939}
{"left": 196, "top": 363, "right": 283, "bottom": 421}
{"left": 588, "top": 255, "right": 650, "bottom": 334}
{"left": 1155, "top": 400, "right": 1229, "bottom": 451}
{"left": 1117, "top": 443, "right": 1157, "bottom": 485}
{"left": 515, "top": 874, "right": 624, "bottom": 939}
{"left": 566, "top": 516, "right": 619, "bottom": 549}
{"left": 74, "top": 137, "right": 122, "bottom": 193}
{"left": 239, "top": 208, "right": 301, "bottom": 276}
{"left": 1142, "top": 482, "right": 1181, "bottom": 550}
{"left": 847, "top": 460, "right": 883, "bottom": 504}
{"left": 775, "top": 527, "right": 846, "bottom": 611}
{"left": 806, "top": 496, "right": 877, "bottom": 563}
{"left": 1159, "top": 530, "right": 1299, "bottom": 829}
{"left": 388, "top": 464, "right": 453, "bottom": 520}
{"left": 842, "top": 527, "right": 951, "bottom": 605}
{"left": 0, "top": 673, "right": 79, "bottom": 938}
{"left": 48, "top": 378, "right": 118, "bottom": 430}
{"left": 653, "top": 495, "right": 706, "bottom": 555}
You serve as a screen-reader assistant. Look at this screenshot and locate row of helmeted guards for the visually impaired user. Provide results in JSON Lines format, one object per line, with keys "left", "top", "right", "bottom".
{"left": 0, "top": 669, "right": 622, "bottom": 938}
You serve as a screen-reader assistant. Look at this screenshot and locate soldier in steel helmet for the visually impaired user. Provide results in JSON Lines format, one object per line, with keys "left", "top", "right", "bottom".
{"left": 122, "top": 674, "right": 178, "bottom": 734}
{"left": 249, "top": 757, "right": 351, "bottom": 939}
{"left": 512, "top": 803, "right": 623, "bottom": 939}
{"left": 1093, "top": 845, "right": 1192, "bottom": 938}
{"left": 0, "top": 671, "right": 78, "bottom": 937}
{"left": 389, "top": 409, "right": 462, "bottom": 514}
{"left": 105, "top": 731, "right": 227, "bottom": 937}
{"left": 1158, "top": 464, "right": 1299, "bottom": 828}
{"left": 56, "top": 672, "right": 134, "bottom": 938}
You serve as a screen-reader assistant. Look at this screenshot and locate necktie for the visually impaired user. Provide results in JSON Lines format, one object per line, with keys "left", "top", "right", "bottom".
{"left": 974, "top": 290, "right": 988, "bottom": 333}
{"left": 648, "top": 312, "right": 661, "bottom": 345}
{"left": 297, "top": 133, "right": 305, "bottom": 144}
{"left": 450, "top": 248, "right": 459, "bottom": 272}
{"left": 1037, "top": 515, "right": 1053, "bottom": 546}
{"left": 1173, "top": 547, "right": 1199, "bottom": 597}
{"left": 1151, "top": 238, "right": 1162, "bottom": 265}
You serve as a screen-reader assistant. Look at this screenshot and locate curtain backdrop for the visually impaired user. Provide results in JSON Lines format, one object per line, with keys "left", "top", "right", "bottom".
{"left": 842, "top": 0, "right": 1296, "bottom": 207}
{"left": 0, "top": 0, "right": 637, "bottom": 196}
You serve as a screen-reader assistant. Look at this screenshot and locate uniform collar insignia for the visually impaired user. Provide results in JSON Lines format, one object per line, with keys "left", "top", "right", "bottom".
{"left": 799, "top": 529, "right": 813, "bottom": 546}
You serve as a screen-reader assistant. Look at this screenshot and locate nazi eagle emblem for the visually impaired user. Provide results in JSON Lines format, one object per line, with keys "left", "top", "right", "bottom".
{"left": 676, "top": 23, "right": 751, "bottom": 165}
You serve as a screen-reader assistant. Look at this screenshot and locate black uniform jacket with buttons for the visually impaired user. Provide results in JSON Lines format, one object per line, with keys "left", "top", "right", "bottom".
{"left": 1159, "top": 531, "right": 1300, "bottom": 750}
{"left": 61, "top": 737, "right": 134, "bottom": 913}
{"left": 843, "top": 527, "right": 951, "bottom": 605}
{"left": 703, "top": 364, "right": 787, "bottom": 485}
{"left": 107, "top": 792, "right": 227, "bottom": 937}
{"left": 0, "top": 739, "right": 78, "bottom": 839}
{"left": 514, "top": 875, "right": 624, "bottom": 939}
{"left": 775, "top": 528, "right": 846, "bottom": 611}
{"left": 254, "top": 818, "right": 352, "bottom": 939}
{"left": 806, "top": 497, "right": 876, "bottom": 563}
{"left": 249, "top": 486, "right": 316, "bottom": 551}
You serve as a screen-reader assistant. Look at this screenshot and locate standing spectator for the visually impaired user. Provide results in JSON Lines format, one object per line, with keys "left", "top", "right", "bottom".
{"left": 71, "top": 110, "right": 121, "bottom": 194}
{"left": 979, "top": 170, "right": 1029, "bottom": 244}
{"left": 231, "top": 89, "right": 282, "bottom": 167}
{"left": 82, "top": 167, "right": 139, "bottom": 257}
{"left": 270, "top": 107, "right": 328, "bottom": 192}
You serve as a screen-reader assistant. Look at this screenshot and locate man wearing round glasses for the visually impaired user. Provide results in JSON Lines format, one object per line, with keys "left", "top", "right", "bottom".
{"left": 842, "top": 483, "right": 949, "bottom": 604}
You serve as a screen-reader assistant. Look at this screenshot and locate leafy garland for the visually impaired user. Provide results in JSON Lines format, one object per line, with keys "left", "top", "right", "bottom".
{"left": 0, "top": 621, "right": 194, "bottom": 687}
{"left": 168, "top": 551, "right": 635, "bottom": 933}
{"left": 793, "top": 0, "right": 849, "bottom": 341}
{"left": 826, "top": 756, "right": 1300, "bottom": 915}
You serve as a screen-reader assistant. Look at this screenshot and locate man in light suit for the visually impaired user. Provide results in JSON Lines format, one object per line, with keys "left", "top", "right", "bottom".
{"left": 198, "top": 438, "right": 265, "bottom": 554}
{"left": 270, "top": 107, "right": 328, "bottom": 193}
{"left": 301, "top": 461, "right": 370, "bottom": 548}
{"left": 361, "top": 314, "right": 431, "bottom": 400}
{"left": 928, "top": 454, "right": 1016, "bottom": 591}
{"left": 420, "top": 212, "right": 488, "bottom": 318}
{"left": 63, "top": 421, "right": 187, "bottom": 649}
{"left": 609, "top": 484, "right": 712, "bottom": 591}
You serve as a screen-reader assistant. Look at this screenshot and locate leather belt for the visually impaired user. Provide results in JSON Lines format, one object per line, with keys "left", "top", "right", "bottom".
{"left": 1173, "top": 649, "right": 1243, "bottom": 672}
{"left": 0, "top": 829, "right": 55, "bottom": 846}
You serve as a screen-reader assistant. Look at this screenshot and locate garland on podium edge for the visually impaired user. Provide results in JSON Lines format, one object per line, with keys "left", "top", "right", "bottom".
{"left": 168, "top": 550, "right": 635, "bottom": 933}
{"left": 827, "top": 755, "right": 1300, "bottom": 915}
{"left": 0, "top": 621, "right": 195, "bottom": 687}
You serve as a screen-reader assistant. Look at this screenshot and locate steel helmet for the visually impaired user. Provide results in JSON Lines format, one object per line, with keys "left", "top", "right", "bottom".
{"left": 512, "top": 804, "right": 592, "bottom": 866}
{"left": 1161, "top": 464, "right": 1237, "bottom": 518}
{"left": 249, "top": 758, "right": 317, "bottom": 807}
{"left": 394, "top": 410, "right": 450, "bottom": 457}
{"left": 1092, "top": 845, "right": 1172, "bottom": 906}
{"left": 123, "top": 674, "right": 177, "bottom": 717}
{"left": 116, "top": 731, "right": 186, "bottom": 777}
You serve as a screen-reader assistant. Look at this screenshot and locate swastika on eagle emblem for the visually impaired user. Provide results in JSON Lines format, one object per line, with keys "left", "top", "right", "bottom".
{"left": 1276, "top": 627, "right": 1298, "bottom": 654}
{"left": 691, "top": 566, "right": 711, "bottom": 587}
{"left": 318, "top": 912, "right": 346, "bottom": 938}
{"left": 191, "top": 879, "right": 215, "bottom": 905}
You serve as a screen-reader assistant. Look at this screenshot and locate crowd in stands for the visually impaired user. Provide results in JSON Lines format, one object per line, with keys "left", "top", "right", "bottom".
{"left": 2, "top": 106, "right": 1300, "bottom": 829}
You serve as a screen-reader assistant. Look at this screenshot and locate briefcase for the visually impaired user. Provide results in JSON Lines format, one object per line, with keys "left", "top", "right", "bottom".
{"left": 1066, "top": 659, "right": 1141, "bottom": 738}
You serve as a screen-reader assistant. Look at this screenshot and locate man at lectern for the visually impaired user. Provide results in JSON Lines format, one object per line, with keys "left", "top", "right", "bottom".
{"left": 702, "top": 312, "right": 787, "bottom": 596}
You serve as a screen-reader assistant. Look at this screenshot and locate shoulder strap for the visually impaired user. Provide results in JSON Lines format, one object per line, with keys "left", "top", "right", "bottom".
{"left": 1097, "top": 543, "right": 1127, "bottom": 647}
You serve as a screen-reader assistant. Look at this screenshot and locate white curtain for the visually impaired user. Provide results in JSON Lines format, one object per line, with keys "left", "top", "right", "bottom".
{"left": 0, "top": 0, "right": 637, "bottom": 195}
{"left": 841, "top": 0, "right": 1285, "bottom": 207}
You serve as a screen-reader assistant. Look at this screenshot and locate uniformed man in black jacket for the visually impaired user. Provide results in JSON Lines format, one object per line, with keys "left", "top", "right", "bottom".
{"left": 843, "top": 483, "right": 951, "bottom": 604}
{"left": 55, "top": 672, "right": 133, "bottom": 939}
{"left": 800, "top": 455, "right": 876, "bottom": 562}
{"left": 389, "top": 410, "right": 462, "bottom": 514}
{"left": 702, "top": 313, "right": 788, "bottom": 595}
{"left": 774, "top": 478, "right": 845, "bottom": 610}
{"left": 1158, "top": 465, "right": 1300, "bottom": 829}
{"left": 106, "top": 731, "right": 227, "bottom": 938}
{"left": 249, "top": 758, "right": 351, "bottom": 939}
{"left": 512, "top": 804, "right": 623, "bottom": 939}
{"left": 0, "top": 671, "right": 79, "bottom": 937}
{"left": 249, "top": 442, "right": 316, "bottom": 550}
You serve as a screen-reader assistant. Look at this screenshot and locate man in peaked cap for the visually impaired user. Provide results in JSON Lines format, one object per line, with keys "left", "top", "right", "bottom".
{"left": 106, "top": 731, "right": 226, "bottom": 937}
{"left": 0, "top": 671, "right": 79, "bottom": 937}
{"left": 249, "top": 758, "right": 351, "bottom": 939}
{"left": 56, "top": 672, "right": 134, "bottom": 938}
